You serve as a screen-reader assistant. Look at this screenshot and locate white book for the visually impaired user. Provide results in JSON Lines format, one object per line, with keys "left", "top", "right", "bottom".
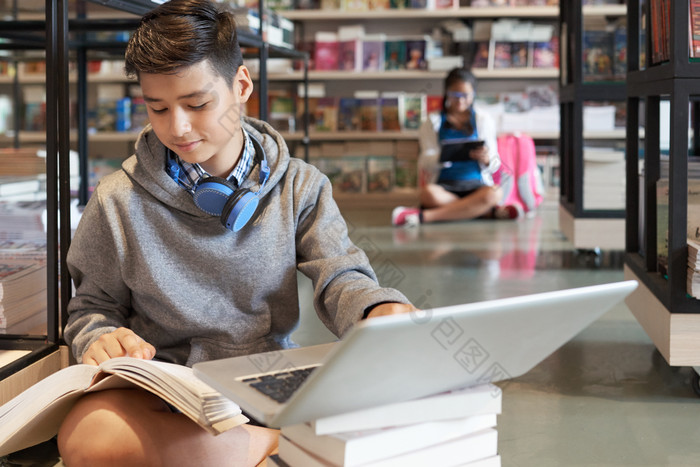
{"left": 281, "top": 414, "right": 497, "bottom": 466}
{"left": 0, "top": 357, "right": 248, "bottom": 456}
{"left": 310, "top": 383, "right": 501, "bottom": 435}
{"left": 279, "top": 428, "right": 498, "bottom": 467}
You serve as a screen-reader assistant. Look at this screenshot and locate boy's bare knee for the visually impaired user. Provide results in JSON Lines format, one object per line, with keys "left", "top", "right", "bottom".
{"left": 57, "top": 389, "right": 167, "bottom": 467}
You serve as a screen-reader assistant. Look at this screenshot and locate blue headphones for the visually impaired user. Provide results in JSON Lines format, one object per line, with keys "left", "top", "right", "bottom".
{"left": 165, "top": 136, "right": 270, "bottom": 232}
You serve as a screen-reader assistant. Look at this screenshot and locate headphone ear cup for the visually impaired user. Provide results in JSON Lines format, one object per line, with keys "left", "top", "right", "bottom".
{"left": 192, "top": 177, "right": 237, "bottom": 216}
{"left": 221, "top": 189, "right": 259, "bottom": 232}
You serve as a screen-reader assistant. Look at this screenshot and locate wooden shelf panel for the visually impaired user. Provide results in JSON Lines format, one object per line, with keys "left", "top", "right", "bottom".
{"left": 0, "top": 131, "right": 140, "bottom": 144}
{"left": 624, "top": 266, "right": 700, "bottom": 366}
{"left": 558, "top": 204, "right": 625, "bottom": 250}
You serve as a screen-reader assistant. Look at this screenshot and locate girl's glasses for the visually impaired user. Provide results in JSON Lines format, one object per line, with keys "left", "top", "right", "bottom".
{"left": 447, "top": 91, "right": 474, "bottom": 100}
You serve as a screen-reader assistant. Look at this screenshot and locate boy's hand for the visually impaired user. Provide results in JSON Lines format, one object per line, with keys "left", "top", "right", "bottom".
{"left": 366, "top": 302, "right": 418, "bottom": 319}
{"left": 82, "top": 327, "right": 156, "bottom": 366}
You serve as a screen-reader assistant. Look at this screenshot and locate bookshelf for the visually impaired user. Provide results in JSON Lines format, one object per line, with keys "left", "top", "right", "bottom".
{"left": 281, "top": 2, "right": 563, "bottom": 209}
{"left": 623, "top": 0, "right": 700, "bottom": 375}
{"left": 0, "top": 0, "right": 308, "bottom": 400}
{"left": 558, "top": 1, "right": 628, "bottom": 250}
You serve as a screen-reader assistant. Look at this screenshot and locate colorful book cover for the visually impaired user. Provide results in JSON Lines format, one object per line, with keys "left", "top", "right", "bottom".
{"left": 510, "top": 42, "right": 529, "bottom": 68}
{"left": 390, "top": 0, "right": 407, "bottom": 6}
{"left": 395, "top": 156, "right": 418, "bottom": 190}
{"left": 471, "top": 41, "right": 491, "bottom": 68}
{"left": 384, "top": 39, "right": 407, "bottom": 70}
{"left": 338, "top": 39, "right": 362, "bottom": 72}
{"left": 342, "top": 0, "right": 369, "bottom": 10}
{"left": 310, "top": 97, "right": 338, "bottom": 132}
{"left": 582, "top": 29, "right": 614, "bottom": 81}
{"left": 337, "top": 97, "right": 361, "bottom": 131}
{"left": 408, "top": 0, "right": 428, "bottom": 8}
{"left": 337, "top": 156, "right": 366, "bottom": 193}
{"left": 314, "top": 33, "right": 339, "bottom": 71}
{"left": 613, "top": 24, "right": 627, "bottom": 79}
{"left": 401, "top": 93, "right": 425, "bottom": 130}
{"left": 369, "top": 0, "right": 391, "bottom": 8}
{"left": 366, "top": 156, "right": 394, "bottom": 193}
{"left": 532, "top": 39, "right": 558, "bottom": 68}
{"left": 357, "top": 97, "right": 380, "bottom": 131}
{"left": 380, "top": 94, "right": 401, "bottom": 131}
{"left": 492, "top": 42, "right": 512, "bottom": 69}
{"left": 405, "top": 39, "right": 427, "bottom": 70}
{"left": 362, "top": 35, "right": 385, "bottom": 71}
{"left": 691, "top": 1, "right": 700, "bottom": 58}
{"left": 426, "top": 95, "right": 443, "bottom": 117}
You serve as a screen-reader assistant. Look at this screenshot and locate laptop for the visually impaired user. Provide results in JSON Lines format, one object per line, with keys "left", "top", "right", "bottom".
{"left": 193, "top": 280, "right": 637, "bottom": 428}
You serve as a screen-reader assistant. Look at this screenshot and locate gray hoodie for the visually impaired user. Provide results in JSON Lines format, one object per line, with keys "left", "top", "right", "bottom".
{"left": 64, "top": 117, "right": 410, "bottom": 366}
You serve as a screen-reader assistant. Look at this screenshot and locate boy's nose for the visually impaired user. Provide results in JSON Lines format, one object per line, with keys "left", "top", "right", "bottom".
{"left": 171, "top": 110, "right": 192, "bottom": 136}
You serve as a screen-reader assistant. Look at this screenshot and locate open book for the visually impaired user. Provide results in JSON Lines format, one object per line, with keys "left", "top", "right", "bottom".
{"left": 0, "top": 357, "right": 249, "bottom": 456}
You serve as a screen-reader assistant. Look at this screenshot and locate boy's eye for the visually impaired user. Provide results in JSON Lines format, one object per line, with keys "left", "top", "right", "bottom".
{"left": 150, "top": 107, "right": 167, "bottom": 114}
{"left": 190, "top": 102, "right": 208, "bottom": 110}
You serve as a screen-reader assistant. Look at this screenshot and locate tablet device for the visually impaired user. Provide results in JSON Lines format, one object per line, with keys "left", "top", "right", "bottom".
{"left": 440, "top": 138, "right": 485, "bottom": 163}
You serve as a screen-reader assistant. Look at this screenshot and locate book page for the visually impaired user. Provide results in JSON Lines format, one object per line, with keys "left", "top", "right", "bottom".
{"left": 0, "top": 365, "right": 97, "bottom": 457}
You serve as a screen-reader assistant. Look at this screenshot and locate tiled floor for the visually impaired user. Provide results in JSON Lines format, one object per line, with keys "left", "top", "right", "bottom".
{"left": 7, "top": 198, "right": 700, "bottom": 466}
{"left": 295, "top": 200, "right": 700, "bottom": 467}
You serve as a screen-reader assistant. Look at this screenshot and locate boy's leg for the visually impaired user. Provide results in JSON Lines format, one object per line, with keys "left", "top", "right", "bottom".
{"left": 57, "top": 388, "right": 279, "bottom": 467}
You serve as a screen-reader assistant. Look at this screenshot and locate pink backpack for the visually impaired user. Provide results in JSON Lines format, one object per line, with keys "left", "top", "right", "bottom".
{"left": 493, "top": 133, "right": 544, "bottom": 213}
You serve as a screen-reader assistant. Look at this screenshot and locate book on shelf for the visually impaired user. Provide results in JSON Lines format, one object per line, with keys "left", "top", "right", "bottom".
{"left": 304, "top": 97, "right": 338, "bottom": 132}
{"left": 384, "top": 38, "right": 407, "bottom": 71}
{"left": 278, "top": 427, "right": 498, "bottom": 467}
{"left": 0, "top": 357, "right": 248, "bottom": 456}
{"left": 688, "top": 237, "right": 700, "bottom": 298}
{"left": 362, "top": 34, "right": 386, "bottom": 71}
{"left": 656, "top": 178, "right": 700, "bottom": 270}
{"left": 337, "top": 97, "right": 361, "bottom": 131}
{"left": 366, "top": 156, "right": 394, "bottom": 193}
{"left": 356, "top": 93, "right": 380, "bottom": 132}
{"left": 338, "top": 25, "right": 364, "bottom": 73}
{"left": 379, "top": 93, "right": 402, "bottom": 131}
{"left": 314, "top": 32, "right": 340, "bottom": 70}
{"left": 404, "top": 37, "right": 428, "bottom": 70}
{"left": 400, "top": 93, "right": 426, "bottom": 130}
{"left": 692, "top": 1, "right": 700, "bottom": 58}
{"left": 0, "top": 177, "right": 42, "bottom": 200}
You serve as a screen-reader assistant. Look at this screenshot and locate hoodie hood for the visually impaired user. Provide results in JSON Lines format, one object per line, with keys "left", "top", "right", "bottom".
{"left": 121, "top": 116, "right": 290, "bottom": 219}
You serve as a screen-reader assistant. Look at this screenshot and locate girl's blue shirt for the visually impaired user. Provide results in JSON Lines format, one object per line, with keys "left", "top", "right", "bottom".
{"left": 437, "top": 109, "right": 483, "bottom": 184}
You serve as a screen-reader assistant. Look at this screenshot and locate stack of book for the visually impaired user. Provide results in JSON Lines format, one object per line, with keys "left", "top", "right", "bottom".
{"left": 688, "top": 238, "right": 700, "bottom": 299}
{"left": 267, "top": 383, "right": 502, "bottom": 466}
{"left": 0, "top": 201, "right": 48, "bottom": 335}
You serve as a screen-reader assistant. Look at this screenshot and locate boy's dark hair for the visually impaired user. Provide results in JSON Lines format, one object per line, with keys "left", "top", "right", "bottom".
{"left": 124, "top": 0, "right": 243, "bottom": 87}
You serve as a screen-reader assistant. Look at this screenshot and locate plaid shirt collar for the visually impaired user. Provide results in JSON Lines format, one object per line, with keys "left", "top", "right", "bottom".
{"left": 173, "top": 128, "right": 255, "bottom": 190}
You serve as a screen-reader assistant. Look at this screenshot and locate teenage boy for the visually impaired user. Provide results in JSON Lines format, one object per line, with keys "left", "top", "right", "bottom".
{"left": 57, "top": 1, "right": 415, "bottom": 465}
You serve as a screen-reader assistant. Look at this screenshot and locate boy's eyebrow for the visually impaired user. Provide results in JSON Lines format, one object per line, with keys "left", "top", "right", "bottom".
{"left": 143, "top": 90, "right": 210, "bottom": 103}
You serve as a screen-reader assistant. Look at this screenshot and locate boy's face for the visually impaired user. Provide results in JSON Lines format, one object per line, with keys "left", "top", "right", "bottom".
{"left": 140, "top": 60, "right": 254, "bottom": 178}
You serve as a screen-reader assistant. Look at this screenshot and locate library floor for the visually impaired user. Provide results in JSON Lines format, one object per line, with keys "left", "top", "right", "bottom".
{"left": 7, "top": 194, "right": 700, "bottom": 466}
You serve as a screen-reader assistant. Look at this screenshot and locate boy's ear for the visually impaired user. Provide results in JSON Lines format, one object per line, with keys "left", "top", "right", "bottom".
{"left": 235, "top": 65, "right": 254, "bottom": 103}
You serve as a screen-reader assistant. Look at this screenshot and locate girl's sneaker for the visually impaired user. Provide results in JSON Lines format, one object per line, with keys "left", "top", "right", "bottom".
{"left": 392, "top": 206, "right": 421, "bottom": 227}
{"left": 494, "top": 204, "right": 524, "bottom": 220}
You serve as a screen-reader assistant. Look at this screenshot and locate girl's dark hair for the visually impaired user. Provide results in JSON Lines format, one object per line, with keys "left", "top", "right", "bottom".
{"left": 444, "top": 67, "right": 478, "bottom": 94}
{"left": 124, "top": 0, "right": 243, "bottom": 87}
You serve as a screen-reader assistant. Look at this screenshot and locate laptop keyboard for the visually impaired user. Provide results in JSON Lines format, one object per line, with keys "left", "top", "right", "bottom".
{"left": 242, "top": 366, "right": 318, "bottom": 403}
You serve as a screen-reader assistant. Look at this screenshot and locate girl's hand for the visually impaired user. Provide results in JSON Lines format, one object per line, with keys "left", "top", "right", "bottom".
{"left": 470, "top": 145, "right": 490, "bottom": 165}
